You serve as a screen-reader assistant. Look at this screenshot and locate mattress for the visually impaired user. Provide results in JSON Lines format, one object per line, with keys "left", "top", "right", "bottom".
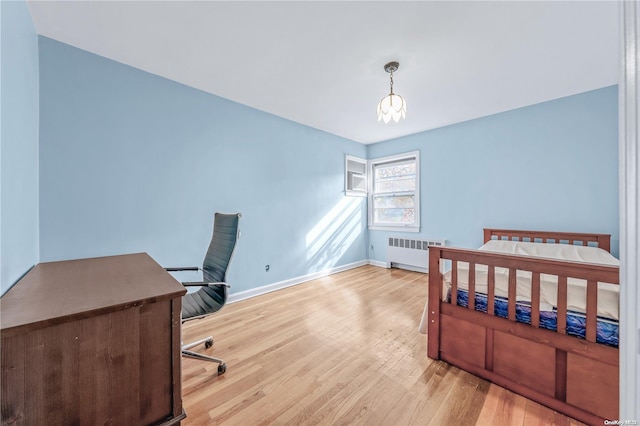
{"left": 453, "top": 289, "right": 619, "bottom": 347}
{"left": 418, "top": 239, "right": 619, "bottom": 335}
{"left": 442, "top": 239, "right": 620, "bottom": 321}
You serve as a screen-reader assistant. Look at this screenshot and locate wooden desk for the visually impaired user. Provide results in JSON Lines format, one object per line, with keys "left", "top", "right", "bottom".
{"left": 1, "top": 253, "right": 187, "bottom": 425}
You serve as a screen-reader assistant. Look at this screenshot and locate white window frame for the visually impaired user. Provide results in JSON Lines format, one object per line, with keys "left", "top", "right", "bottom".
{"left": 367, "top": 151, "right": 420, "bottom": 232}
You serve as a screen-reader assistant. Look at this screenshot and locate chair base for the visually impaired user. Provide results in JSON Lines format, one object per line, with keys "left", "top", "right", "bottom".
{"left": 181, "top": 336, "right": 227, "bottom": 376}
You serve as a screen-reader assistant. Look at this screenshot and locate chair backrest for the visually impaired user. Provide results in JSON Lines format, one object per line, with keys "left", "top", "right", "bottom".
{"left": 202, "top": 213, "right": 241, "bottom": 283}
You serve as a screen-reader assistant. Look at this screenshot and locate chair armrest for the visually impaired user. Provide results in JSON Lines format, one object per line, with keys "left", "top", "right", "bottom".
{"left": 182, "top": 281, "right": 230, "bottom": 288}
{"left": 165, "top": 266, "right": 200, "bottom": 272}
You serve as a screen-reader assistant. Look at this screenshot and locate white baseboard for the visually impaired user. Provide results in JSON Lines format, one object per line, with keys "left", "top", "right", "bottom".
{"left": 228, "top": 260, "right": 369, "bottom": 304}
{"left": 368, "top": 259, "right": 389, "bottom": 268}
{"left": 389, "top": 262, "right": 428, "bottom": 274}
{"left": 369, "top": 258, "right": 428, "bottom": 273}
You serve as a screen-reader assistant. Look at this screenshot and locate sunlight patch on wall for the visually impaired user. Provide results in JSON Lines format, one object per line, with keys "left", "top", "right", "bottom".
{"left": 306, "top": 197, "right": 363, "bottom": 273}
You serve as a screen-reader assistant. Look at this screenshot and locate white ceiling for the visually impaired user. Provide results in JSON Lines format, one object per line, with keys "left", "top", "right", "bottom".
{"left": 27, "top": 1, "right": 619, "bottom": 144}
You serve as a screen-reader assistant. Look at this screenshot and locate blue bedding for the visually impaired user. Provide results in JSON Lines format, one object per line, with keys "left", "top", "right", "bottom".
{"left": 450, "top": 289, "right": 619, "bottom": 347}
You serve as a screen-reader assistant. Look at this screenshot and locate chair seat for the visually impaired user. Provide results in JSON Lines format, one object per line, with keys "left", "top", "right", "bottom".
{"left": 182, "top": 285, "right": 226, "bottom": 320}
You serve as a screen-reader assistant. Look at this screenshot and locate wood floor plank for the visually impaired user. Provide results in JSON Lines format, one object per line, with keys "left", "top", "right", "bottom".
{"left": 181, "top": 265, "right": 585, "bottom": 425}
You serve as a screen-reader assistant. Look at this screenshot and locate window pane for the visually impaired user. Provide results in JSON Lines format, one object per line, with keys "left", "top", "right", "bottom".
{"left": 373, "top": 208, "right": 415, "bottom": 224}
{"left": 374, "top": 163, "right": 416, "bottom": 193}
{"left": 373, "top": 195, "right": 415, "bottom": 224}
{"left": 373, "top": 195, "right": 414, "bottom": 208}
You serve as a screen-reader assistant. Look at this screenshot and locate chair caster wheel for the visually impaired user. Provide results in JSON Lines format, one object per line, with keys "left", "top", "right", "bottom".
{"left": 218, "top": 363, "right": 227, "bottom": 375}
{"left": 205, "top": 338, "right": 213, "bottom": 349}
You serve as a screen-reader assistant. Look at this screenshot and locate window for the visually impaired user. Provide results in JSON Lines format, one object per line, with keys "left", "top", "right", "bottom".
{"left": 368, "top": 151, "right": 420, "bottom": 232}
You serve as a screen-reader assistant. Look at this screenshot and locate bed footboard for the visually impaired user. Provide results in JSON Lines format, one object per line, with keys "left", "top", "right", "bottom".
{"left": 427, "top": 245, "right": 619, "bottom": 426}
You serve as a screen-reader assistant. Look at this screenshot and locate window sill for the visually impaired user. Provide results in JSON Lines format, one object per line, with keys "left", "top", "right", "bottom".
{"left": 368, "top": 225, "right": 420, "bottom": 233}
{"left": 344, "top": 190, "right": 367, "bottom": 197}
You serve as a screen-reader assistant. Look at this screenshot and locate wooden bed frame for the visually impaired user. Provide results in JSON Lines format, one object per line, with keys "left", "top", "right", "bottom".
{"left": 427, "top": 229, "right": 619, "bottom": 425}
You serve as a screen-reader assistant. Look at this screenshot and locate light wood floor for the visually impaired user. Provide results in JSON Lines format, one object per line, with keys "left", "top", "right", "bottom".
{"left": 181, "top": 265, "right": 585, "bottom": 426}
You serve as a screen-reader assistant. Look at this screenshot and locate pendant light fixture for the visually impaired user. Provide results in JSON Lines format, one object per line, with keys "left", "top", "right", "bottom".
{"left": 377, "top": 61, "right": 406, "bottom": 123}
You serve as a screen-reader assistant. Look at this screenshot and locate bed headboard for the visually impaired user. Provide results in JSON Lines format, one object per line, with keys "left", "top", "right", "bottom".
{"left": 483, "top": 228, "right": 611, "bottom": 253}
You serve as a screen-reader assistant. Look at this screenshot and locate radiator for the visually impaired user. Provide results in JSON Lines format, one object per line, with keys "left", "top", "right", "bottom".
{"left": 386, "top": 237, "right": 445, "bottom": 273}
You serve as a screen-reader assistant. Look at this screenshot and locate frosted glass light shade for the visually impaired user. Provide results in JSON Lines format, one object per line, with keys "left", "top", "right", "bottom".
{"left": 377, "top": 93, "right": 407, "bottom": 123}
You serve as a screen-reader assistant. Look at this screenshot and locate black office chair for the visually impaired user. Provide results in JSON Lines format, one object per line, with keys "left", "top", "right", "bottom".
{"left": 166, "top": 212, "right": 241, "bottom": 376}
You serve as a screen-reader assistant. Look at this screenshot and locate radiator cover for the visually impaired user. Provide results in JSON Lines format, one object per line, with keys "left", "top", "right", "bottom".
{"left": 386, "top": 237, "right": 445, "bottom": 273}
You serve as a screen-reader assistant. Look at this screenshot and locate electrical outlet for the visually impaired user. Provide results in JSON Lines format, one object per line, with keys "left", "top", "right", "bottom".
{"left": 265, "top": 264, "right": 270, "bottom": 272}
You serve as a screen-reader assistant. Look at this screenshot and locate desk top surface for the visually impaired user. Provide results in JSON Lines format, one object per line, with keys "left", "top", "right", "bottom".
{"left": 1, "top": 253, "right": 186, "bottom": 335}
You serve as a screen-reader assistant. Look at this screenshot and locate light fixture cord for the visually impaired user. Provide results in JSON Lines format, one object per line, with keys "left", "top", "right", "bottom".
{"left": 389, "top": 71, "right": 395, "bottom": 95}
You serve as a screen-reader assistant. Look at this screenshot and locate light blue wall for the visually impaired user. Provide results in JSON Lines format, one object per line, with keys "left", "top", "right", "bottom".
{"left": 38, "top": 37, "right": 367, "bottom": 294}
{"left": 367, "top": 86, "right": 619, "bottom": 259}
{"left": 0, "top": 0, "right": 40, "bottom": 295}
{"left": 33, "top": 37, "right": 620, "bottom": 296}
